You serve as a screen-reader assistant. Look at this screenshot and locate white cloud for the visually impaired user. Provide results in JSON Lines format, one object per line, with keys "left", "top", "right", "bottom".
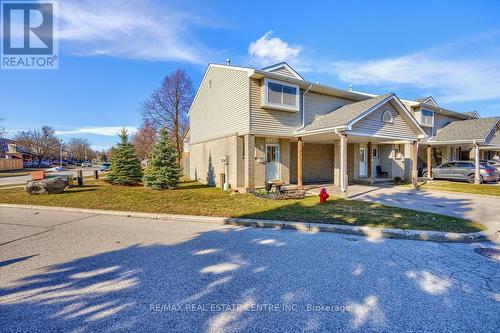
{"left": 248, "top": 31, "right": 302, "bottom": 66}
{"left": 55, "top": 126, "right": 138, "bottom": 136}
{"left": 327, "top": 32, "right": 500, "bottom": 103}
{"left": 57, "top": 0, "right": 212, "bottom": 63}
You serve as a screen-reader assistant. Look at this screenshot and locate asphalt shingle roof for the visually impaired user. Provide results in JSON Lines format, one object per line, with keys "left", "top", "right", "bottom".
{"left": 301, "top": 93, "right": 393, "bottom": 132}
{"left": 431, "top": 117, "right": 499, "bottom": 142}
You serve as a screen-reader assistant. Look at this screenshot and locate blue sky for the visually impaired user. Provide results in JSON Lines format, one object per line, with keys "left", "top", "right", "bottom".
{"left": 1, "top": 0, "right": 500, "bottom": 150}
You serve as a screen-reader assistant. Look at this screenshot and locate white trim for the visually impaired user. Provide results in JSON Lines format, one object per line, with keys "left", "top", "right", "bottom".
{"left": 260, "top": 62, "right": 304, "bottom": 80}
{"left": 262, "top": 78, "right": 300, "bottom": 112}
{"left": 264, "top": 143, "right": 281, "bottom": 181}
{"left": 382, "top": 110, "right": 394, "bottom": 124}
{"left": 420, "top": 108, "right": 435, "bottom": 127}
{"left": 346, "top": 131, "right": 418, "bottom": 142}
{"left": 422, "top": 96, "right": 438, "bottom": 106}
{"left": 294, "top": 125, "right": 348, "bottom": 136}
{"left": 427, "top": 139, "right": 486, "bottom": 144}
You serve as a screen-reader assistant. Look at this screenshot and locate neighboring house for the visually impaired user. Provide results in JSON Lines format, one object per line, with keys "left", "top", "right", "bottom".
{"left": 0, "top": 138, "right": 32, "bottom": 161}
{"left": 188, "top": 62, "right": 500, "bottom": 192}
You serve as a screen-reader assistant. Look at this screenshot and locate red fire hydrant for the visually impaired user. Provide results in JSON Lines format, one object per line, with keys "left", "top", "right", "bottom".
{"left": 319, "top": 187, "right": 329, "bottom": 204}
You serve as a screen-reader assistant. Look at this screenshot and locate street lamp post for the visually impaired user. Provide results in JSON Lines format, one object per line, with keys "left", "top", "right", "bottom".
{"left": 60, "top": 139, "right": 63, "bottom": 167}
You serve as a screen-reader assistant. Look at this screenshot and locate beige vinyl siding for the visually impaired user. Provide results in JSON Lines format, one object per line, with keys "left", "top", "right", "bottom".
{"left": 433, "top": 113, "right": 461, "bottom": 131}
{"left": 485, "top": 125, "right": 500, "bottom": 144}
{"left": 189, "top": 66, "right": 250, "bottom": 143}
{"left": 304, "top": 92, "right": 354, "bottom": 125}
{"left": 352, "top": 102, "right": 418, "bottom": 139}
{"left": 250, "top": 78, "right": 302, "bottom": 137}
{"left": 268, "top": 66, "right": 297, "bottom": 78}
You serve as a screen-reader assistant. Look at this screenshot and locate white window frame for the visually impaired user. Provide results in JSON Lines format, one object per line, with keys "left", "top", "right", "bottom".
{"left": 420, "top": 108, "right": 434, "bottom": 127}
{"left": 382, "top": 111, "right": 394, "bottom": 124}
{"left": 372, "top": 148, "right": 378, "bottom": 158}
{"left": 262, "top": 78, "right": 300, "bottom": 112}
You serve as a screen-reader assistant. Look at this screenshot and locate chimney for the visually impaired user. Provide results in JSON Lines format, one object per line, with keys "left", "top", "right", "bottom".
{"left": 225, "top": 58, "right": 231, "bottom": 66}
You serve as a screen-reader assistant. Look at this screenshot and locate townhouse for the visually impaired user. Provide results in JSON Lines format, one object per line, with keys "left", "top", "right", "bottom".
{"left": 188, "top": 62, "right": 500, "bottom": 193}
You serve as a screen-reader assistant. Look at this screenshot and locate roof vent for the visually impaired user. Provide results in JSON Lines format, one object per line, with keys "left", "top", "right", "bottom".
{"left": 225, "top": 58, "right": 231, "bottom": 66}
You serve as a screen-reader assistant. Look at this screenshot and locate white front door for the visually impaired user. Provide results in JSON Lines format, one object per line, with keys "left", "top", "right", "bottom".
{"left": 265, "top": 144, "right": 280, "bottom": 181}
{"left": 359, "top": 147, "right": 368, "bottom": 177}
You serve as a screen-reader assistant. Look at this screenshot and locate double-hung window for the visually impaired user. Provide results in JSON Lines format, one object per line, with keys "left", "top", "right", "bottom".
{"left": 421, "top": 109, "right": 434, "bottom": 127}
{"left": 263, "top": 78, "right": 300, "bottom": 111}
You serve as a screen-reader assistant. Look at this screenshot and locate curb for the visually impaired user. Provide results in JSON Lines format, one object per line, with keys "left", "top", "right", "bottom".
{"left": 0, "top": 203, "right": 497, "bottom": 243}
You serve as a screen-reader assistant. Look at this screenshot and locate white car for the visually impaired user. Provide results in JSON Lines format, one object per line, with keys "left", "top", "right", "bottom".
{"left": 81, "top": 161, "right": 92, "bottom": 167}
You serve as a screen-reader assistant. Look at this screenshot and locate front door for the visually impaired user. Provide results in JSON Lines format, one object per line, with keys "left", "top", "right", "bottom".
{"left": 359, "top": 147, "right": 368, "bottom": 177}
{"left": 265, "top": 144, "right": 280, "bottom": 181}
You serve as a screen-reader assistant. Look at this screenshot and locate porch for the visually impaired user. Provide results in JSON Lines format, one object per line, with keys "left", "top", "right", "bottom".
{"left": 292, "top": 132, "right": 419, "bottom": 196}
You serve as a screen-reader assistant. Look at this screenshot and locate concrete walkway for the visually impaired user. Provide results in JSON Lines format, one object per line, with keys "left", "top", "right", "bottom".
{"left": 308, "top": 184, "right": 500, "bottom": 234}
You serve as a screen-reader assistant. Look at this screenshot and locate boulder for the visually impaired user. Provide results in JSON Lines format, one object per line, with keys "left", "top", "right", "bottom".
{"left": 25, "top": 177, "right": 69, "bottom": 195}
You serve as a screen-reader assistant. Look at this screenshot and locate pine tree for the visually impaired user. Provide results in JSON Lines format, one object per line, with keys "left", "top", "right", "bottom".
{"left": 143, "top": 128, "right": 181, "bottom": 190}
{"left": 106, "top": 129, "right": 143, "bottom": 185}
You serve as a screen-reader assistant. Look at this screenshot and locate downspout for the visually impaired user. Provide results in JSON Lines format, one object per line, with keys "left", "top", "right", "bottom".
{"left": 300, "top": 84, "right": 313, "bottom": 129}
{"left": 334, "top": 129, "right": 346, "bottom": 193}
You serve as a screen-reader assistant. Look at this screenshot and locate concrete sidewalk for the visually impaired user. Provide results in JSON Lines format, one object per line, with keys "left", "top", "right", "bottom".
{"left": 308, "top": 184, "right": 500, "bottom": 234}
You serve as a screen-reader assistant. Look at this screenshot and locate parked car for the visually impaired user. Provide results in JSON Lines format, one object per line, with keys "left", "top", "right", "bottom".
{"left": 81, "top": 161, "right": 92, "bottom": 167}
{"left": 480, "top": 160, "right": 500, "bottom": 172}
{"left": 422, "top": 161, "right": 499, "bottom": 184}
{"left": 100, "top": 162, "right": 111, "bottom": 171}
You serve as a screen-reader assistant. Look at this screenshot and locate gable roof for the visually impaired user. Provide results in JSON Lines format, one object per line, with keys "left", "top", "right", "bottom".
{"left": 415, "top": 96, "right": 438, "bottom": 106}
{"left": 430, "top": 117, "right": 500, "bottom": 143}
{"left": 463, "top": 111, "right": 481, "bottom": 119}
{"left": 260, "top": 62, "right": 304, "bottom": 80}
{"left": 297, "top": 93, "right": 426, "bottom": 138}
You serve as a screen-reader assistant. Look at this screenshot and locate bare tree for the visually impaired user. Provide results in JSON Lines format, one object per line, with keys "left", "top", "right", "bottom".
{"left": 132, "top": 120, "right": 157, "bottom": 160}
{"left": 15, "top": 126, "right": 59, "bottom": 167}
{"left": 142, "top": 69, "right": 193, "bottom": 163}
{"left": 0, "top": 117, "right": 6, "bottom": 137}
{"left": 66, "top": 137, "right": 92, "bottom": 161}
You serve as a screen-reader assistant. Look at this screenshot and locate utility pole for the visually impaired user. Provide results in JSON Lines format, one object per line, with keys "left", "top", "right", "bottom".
{"left": 59, "top": 139, "right": 63, "bottom": 167}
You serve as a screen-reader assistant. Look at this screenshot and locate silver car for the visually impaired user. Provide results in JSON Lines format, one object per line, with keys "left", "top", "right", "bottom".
{"left": 422, "top": 161, "right": 499, "bottom": 184}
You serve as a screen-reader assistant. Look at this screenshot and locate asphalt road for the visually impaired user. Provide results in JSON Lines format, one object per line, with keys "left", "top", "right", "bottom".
{"left": 0, "top": 167, "right": 101, "bottom": 186}
{"left": 0, "top": 207, "right": 499, "bottom": 332}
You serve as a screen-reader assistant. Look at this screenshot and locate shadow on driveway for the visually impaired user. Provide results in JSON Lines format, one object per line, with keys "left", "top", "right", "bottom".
{"left": 0, "top": 227, "right": 498, "bottom": 332}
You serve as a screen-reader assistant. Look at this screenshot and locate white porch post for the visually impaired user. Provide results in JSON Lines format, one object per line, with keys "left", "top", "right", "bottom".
{"left": 412, "top": 140, "right": 419, "bottom": 188}
{"left": 474, "top": 142, "right": 480, "bottom": 184}
{"left": 340, "top": 134, "right": 348, "bottom": 196}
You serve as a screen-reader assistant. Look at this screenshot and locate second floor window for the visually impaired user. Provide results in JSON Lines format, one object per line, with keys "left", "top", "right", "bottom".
{"left": 264, "top": 79, "right": 299, "bottom": 111}
{"left": 421, "top": 109, "right": 434, "bottom": 127}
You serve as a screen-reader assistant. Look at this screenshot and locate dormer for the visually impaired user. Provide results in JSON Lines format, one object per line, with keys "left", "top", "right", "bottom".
{"left": 260, "top": 62, "right": 304, "bottom": 80}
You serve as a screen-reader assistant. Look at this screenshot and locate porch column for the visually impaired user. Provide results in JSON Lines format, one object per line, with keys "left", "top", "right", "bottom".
{"left": 412, "top": 140, "right": 419, "bottom": 188}
{"left": 426, "top": 145, "right": 432, "bottom": 179}
{"left": 244, "top": 134, "right": 255, "bottom": 191}
{"left": 367, "top": 142, "right": 372, "bottom": 179}
{"left": 340, "top": 134, "right": 348, "bottom": 196}
{"left": 297, "top": 137, "right": 303, "bottom": 189}
{"left": 474, "top": 142, "right": 480, "bottom": 184}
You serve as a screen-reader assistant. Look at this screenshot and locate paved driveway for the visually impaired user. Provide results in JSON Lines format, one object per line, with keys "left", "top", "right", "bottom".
{"left": 309, "top": 185, "right": 500, "bottom": 234}
{"left": 0, "top": 207, "right": 499, "bottom": 332}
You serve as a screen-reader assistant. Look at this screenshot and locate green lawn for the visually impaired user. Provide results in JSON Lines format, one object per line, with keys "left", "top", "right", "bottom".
{"left": 403, "top": 180, "right": 500, "bottom": 196}
{"left": 0, "top": 180, "right": 483, "bottom": 233}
